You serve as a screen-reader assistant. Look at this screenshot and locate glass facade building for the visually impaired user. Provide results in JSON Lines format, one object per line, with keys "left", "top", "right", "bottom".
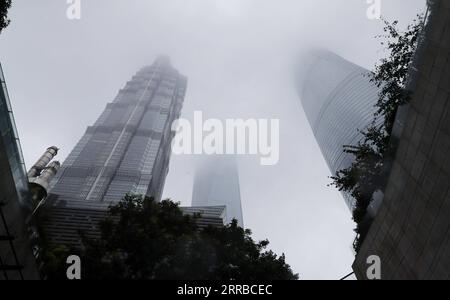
{"left": 48, "top": 56, "right": 187, "bottom": 210}
{"left": 43, "top": 57, "right": 187, "bottom": 247}
{"left": 0, "top": 63, "right": 40, "bottom": 280}
{"left": 192, "top": 156, "right": 244, "bottom": 227}
{"left": 298, "top": 50, "right": 382, "bottom": 209}
{"left": 0, "top": 64, "right": 30, "bottom": 212}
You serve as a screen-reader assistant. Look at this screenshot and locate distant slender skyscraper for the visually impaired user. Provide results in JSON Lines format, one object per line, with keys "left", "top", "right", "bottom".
{"left": 43, "top": 57, "right": 187, "bottom": 247}
{"left": 192, "top": 156, "right": 244, "bottom": 227}
{"left": 297, "top": 50, "right": 382, "bottom": 209}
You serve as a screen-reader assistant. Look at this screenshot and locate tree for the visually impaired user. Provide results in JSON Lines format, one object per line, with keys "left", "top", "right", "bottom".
{"left": 0, "top": 0, "right": 12, "bottom": 34}
{"left": 331, "top": 15, "right": 424, "bottom": 252}
{"left": 42, "top": 194, "right": 299, "bottom": 280}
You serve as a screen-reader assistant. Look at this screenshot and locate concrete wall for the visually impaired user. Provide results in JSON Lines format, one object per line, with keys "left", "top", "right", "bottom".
{"left": 353, "top": 0, "right": 450, "bottom": 280}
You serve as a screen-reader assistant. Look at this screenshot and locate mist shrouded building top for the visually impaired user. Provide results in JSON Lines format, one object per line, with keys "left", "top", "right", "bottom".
{"left": 48, "top": 56, "right": 187, "bottom": 210}
{"left": 192, "top": 156, "right": 244, "bottom": 227}
{"left": 298, "top": 50, "right": 382, "bottom": 209}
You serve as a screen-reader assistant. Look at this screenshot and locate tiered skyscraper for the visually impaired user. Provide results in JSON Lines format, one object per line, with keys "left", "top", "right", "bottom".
{"left": 298, "top": 50, "right": 382, "bottom": 209}
{"left": 43, "top": 57, "right": 187, "bottom": 246}
{"left": 49, "top": 56, "right": 187, "bottom": 209}
{"left": 192, "top": 156, "right": 244, "bottom": 227}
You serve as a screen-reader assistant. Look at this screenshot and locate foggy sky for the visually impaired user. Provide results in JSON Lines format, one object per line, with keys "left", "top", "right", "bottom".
{"left": 0, "top": 0, "right": 426, "bottom": 279}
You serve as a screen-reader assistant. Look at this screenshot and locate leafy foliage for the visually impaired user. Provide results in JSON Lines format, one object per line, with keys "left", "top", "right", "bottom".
{"left": 0, "top": 0, "right": 12, "bottom": 34}
{"left": 331, "top": 15, "right": 424, "bottom": 252}
{"left": 373, "top": 16, "right": 424, "bottom": 130}
{"left": 43, "top": 194, "right": 298, "bottom": 280}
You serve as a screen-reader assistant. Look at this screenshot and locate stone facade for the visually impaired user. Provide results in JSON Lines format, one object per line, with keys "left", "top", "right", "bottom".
{"left": 353, "top": 0, "right": 450, "bottom": 280}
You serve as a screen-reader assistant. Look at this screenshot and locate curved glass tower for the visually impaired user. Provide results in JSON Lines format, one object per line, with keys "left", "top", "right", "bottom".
{"left": 298, "top": 50, "right": 382, "bottom": 209}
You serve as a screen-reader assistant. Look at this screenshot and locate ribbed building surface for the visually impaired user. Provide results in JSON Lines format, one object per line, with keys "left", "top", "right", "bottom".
{"left": 181, "top": 206, "right": 227, "bottom": 229}
{"left": 192, "top": 156, "right": 244, "bottom": 227}
{"left": 41, "top": 207, "right": 107, "bottom": 248}
{"left": 42, "top": 206, "right": 226, "bottom": 248}
{"left": 48, "top": 56, "right": 187, "bottom": 210}
{"left": 298, "top": 50, "right": 382, "bottom": 209}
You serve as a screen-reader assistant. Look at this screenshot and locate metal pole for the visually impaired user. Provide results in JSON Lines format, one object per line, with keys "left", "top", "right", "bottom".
{"left": 340, "top": 272, "right": 355, "bottom": 280}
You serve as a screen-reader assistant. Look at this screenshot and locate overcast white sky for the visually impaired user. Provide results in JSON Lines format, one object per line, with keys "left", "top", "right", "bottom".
{"left": 0, "top": 0, "right": 426, "bottom": 279}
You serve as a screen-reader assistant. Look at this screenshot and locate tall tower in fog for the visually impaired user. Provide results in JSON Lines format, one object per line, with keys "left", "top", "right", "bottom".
{"left": 48, "top": 56, "right": 187, "bottom": 210}
{"left": 192, "top": 156, "right": 244, "bottom": 227}
{"left": 297, "top": 50, "right": 382, "bottom": 209}
{"left": 43, "top": 57, "right": 187, "bottom": 247}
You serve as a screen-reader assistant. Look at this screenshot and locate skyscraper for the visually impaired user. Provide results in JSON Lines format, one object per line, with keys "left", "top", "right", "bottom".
{"left": 48, "top": 56, "right": 187, "bottom": 210}
{"left": 297, "top": 50, "right": 382, "bottom": 209}
{"left": 192, "top": 156, "right": 244, "bottom": 227}
{"left": 43, "top": 57, "right": 187, "bottom": 246}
